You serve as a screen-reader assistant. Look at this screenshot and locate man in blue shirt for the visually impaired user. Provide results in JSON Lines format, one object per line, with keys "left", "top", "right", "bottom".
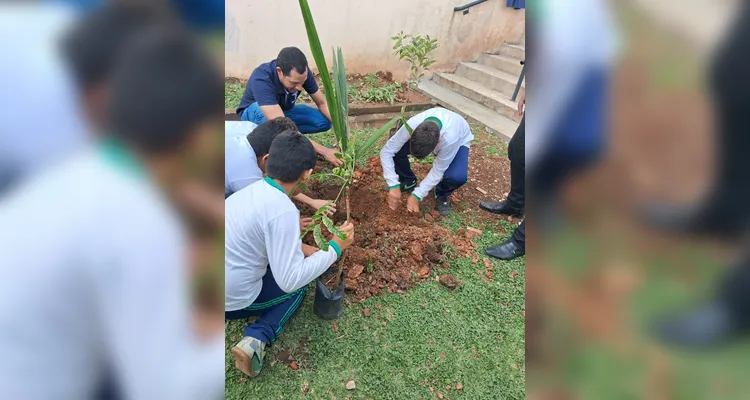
{"left": 236, "top": 47, "right": 341, "bottom": 166}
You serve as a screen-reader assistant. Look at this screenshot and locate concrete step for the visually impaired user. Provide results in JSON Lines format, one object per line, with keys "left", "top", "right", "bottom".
{"left": 432, "top": 73, "right": 520, "bottom": 122}
{"left": 479, "top": 53, "right": 523, "bottom": 76}
{"left": 417, "top": 79, "right": 519, "bottom": 142}
{"left": 455, "top": 62, "right": 525, "bottom": 97}
{"left": 497, "top": 42, "right": 525, "bottom": 60}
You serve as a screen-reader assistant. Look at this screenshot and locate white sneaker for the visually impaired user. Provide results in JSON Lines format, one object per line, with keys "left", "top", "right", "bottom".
{"left": 231, "top": 336, "right": 266, "bottom": 378}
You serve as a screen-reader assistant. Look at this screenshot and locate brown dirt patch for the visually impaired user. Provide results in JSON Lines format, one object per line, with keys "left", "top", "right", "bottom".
{"left": 302, "top": 157, "right": 478, "bottom": 302}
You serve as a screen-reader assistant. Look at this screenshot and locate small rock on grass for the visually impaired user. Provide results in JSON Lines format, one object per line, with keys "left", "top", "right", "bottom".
{"left": 455, "top": 382, "right": 463, "bottom": 390}
{"left": 363, "top": 308, "right": 371, "bottom": 317}
{"left": 331, "top": 322, "right": 339, "bottom": 333}
{"left": 438, "top": 274, "right": 460, "bottom": 290}
{"left": 438, "top": 393, "right": 444, "bottom": 399}
{"left": 346, "top": 380, "right": 356, "bottom": 390}
{"left": 289, "top": 361, "right": 298, "bottom": 370}
{"left": 465, "top": 227, "right": 483, "bottom": 239}
{"left": 381, "top": 321, "right": 387, "bottom": 327}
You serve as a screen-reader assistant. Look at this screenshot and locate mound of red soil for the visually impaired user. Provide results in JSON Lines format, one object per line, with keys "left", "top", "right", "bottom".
{"left": 303, "top": 158, "right": 475, "bottom": 302}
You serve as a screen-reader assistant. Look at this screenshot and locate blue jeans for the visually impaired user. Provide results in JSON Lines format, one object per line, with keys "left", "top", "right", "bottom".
{"left": 225, "top": 265, "right": 307, "bottom": 344}
{"left": 240, "top": 103, "right": 332, "bottom": 134}
{"left": 393, "top": 144, "right": 470, "bottom": 198}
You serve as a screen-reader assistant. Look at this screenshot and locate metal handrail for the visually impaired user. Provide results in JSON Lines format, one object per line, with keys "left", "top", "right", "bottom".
{"left": 454, "top": 0, "right": 489, "bottom": 14}
{"left": 511, "top": 60, "right": 525, "bottom": 101}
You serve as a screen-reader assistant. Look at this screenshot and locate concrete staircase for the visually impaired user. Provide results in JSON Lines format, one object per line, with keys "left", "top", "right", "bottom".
{"left": 417, "top": 43, "right": 524, "bottom": 142}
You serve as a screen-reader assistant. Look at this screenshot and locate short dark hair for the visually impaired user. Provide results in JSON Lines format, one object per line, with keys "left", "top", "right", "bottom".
{"left": 61, "top": 2, "right": 171, "bottom": 89}
{"left": 410, "top": 121, "right": 441, "bottom": 159}
{"left": 266, "top": 131, "right": 317, "bottom": 182}
{"left": 107, "top": 27, "right": 223, "bottom": 154}
{"left": 276, "top": 47, "right": 308, "bottom": 76}
{"left": 247, "top": 117, "right": 298, "bottom": 157}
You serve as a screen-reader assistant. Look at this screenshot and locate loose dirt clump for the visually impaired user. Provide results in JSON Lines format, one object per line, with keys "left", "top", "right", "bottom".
{"left": 438, "top": 275, "right": 460, "bottom": 290}
{"left": 303, "top": 158, "right": 474, "bottom": 301}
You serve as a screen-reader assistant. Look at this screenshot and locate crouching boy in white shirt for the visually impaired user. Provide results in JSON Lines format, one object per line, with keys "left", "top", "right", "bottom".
{"left": 225, "top": 131, "right": 355, "bottom": 378}
{"left": 380, "top": 107, "right": 474, "bottom": 216}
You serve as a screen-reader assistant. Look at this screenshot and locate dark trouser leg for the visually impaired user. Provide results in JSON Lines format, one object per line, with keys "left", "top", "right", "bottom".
{"left": 718, "top": 250, "right": 750, "bottom": 330}
{"left": 225, "top": 266, "right": 307, "bottom": 344}
{"left": 435, "top": 146, "right": 470, "bottom": 197}
{"left": 510, "top": 219, "right": 526, "bottom": 248}
{"left": 393, "top": 141, "right": 417, "bottom": 182}
{"left": 285, "top": 104, "right": 333, "bottom": 134}
{"left": 507, "top": 117, "right": 525, "bottom": 210}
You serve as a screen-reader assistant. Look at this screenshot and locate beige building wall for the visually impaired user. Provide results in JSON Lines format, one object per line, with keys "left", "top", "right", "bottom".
{"left": 225, "top": 0, "right": 525, "bottom": 81}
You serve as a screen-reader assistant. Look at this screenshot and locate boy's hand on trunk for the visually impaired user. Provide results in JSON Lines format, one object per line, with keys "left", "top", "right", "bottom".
{"left": 387, "top": 188, "right": 401, "bottom": 210}
{"left": 332, "top": 221, "right": 355, "bottom": 251}
{"left": 308, "top": 199, "right": 336, "bottom": 215}
{"left": 301, "top": 244, "right": 319, "bottom": 257}
{"left": 406, "top": 195, "right": 420, "bottom": 213}
{"left": 300, "top": 217, "right": 313, "bottom": 233}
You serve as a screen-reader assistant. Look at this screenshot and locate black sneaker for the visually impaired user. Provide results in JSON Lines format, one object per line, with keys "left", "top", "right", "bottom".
{"left": 400, "top": 179, "right": 417, "bottom": 192}
{"left": 435, "top": 196, "right": 451, "bottom": 216}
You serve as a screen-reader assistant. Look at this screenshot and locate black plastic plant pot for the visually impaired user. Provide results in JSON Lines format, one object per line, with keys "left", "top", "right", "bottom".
{"left": 313, "top": 277, "right": 344, "bottom": 320}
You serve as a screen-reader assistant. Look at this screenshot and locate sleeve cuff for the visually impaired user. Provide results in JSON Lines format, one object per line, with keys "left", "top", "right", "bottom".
{"left": 388, "top": 184, "right": 400, "bottom": 189}
{"left": 412, "top": 193, "right": 422, "bottom": 202}
{"left": 328, "top": 240, "right": 341, "bottom": 258}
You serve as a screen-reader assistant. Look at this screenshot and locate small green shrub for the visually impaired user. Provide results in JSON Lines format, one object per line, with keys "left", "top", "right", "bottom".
{"left": 361, "top": 83, "right": 402, "bottom": 104}
{"left": 391, "top": 32, "right": 439, "bottom": 86}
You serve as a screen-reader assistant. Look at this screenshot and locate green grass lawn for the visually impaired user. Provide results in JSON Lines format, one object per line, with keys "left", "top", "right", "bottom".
{"left": 225, "top": 80, "right": 244, "bottom": 110}
{"left": 225, "top": 214, "right": 525, "bottom": 399}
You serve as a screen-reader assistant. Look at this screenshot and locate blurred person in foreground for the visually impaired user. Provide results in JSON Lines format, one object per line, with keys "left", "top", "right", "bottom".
{"left": 0, "top": 26, "right": 224, "bottom": 399}
{"left": 225, "top": 132, "right": 355, "bottom": 378}
{"left": 0, "top": 2, "right": 88, "bottom": 196}
{"left": 526, "top": 0, "right": 617, "bottom": 223}
{"left": 480, "top": 95, "right": 525, "bottom": 260}
{"left": 649, "top": 2, "right": 750, "bottom": 348}
{"left": 61, "top": 1, "right": 225, "bottom": 232}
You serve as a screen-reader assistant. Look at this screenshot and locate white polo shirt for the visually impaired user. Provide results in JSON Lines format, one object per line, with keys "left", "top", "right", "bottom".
{"left": 380, "top": 107, "right": 473, "bottom": 200}
{"left": 225, "top": 177, "right": 340, "bottom": 311}
{"left": 224, "top": 121, "right": 262, "bottom": 197}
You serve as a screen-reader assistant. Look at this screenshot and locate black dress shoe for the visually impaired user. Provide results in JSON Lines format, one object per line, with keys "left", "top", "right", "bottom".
{"left": 480, "top": 200, "right": 524, "bottom": 218}
{"left": 485, "top": 240, "right": 525, "bottom": 260}
{"left": 653, "top": 301, "right": 741, "bottom": 349}
{"left": 640, "top": 201, "right": 743, "bottom": 239}
{"left": 435, "top": 196, "right": 451, "bottom": 216}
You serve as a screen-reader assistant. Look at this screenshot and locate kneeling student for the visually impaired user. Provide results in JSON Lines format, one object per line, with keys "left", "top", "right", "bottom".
{"left": 380, "top": 107, "right": 473, "bottom": 216}
{"left": 225, "top": 131, "right": 355, "bottom": 378}
{"left": 225, "top": 118, "right": 335, "bottom": 218}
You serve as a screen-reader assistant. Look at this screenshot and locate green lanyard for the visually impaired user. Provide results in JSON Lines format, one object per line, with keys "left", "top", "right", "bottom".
{"left": 97, "top": 138, "right": 146, "bottom": 179}
{"left": 527, "top": 0, "right": 544, "bottom": 21}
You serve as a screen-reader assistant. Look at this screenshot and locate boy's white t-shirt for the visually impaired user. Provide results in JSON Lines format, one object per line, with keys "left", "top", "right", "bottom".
{"left": 225, "top": 177, "right": 340, "bottom": 311}
{"left": 0, "top": 146, "right": 223, "bottom": 399}
{"left": 380, "top": 107, "right": 473, "bottom": 200}
{"left": 224, "top": 121, "right": 262, "bottom": 196}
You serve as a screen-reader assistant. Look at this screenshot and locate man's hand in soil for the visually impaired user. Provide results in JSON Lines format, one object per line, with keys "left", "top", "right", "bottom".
{"left": 332, "top": 221, "right": 355, "bottom": 252}
{"left": 322, "top": 148, "right": 343, "bottom": 167}
{"left": 301, "top": 244, "right": 318, "bottom": 257}
{"left": 387, "top": 188, "right": 402, "bottom": 210}
{"left": 308, "top": 199, "right": 336, "bottom": 216}
{"left": 406, "top": 195, "right": 420, "bottom": 213}
{"left": 300, "top": 217, "right": 313, "bottom": 233}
